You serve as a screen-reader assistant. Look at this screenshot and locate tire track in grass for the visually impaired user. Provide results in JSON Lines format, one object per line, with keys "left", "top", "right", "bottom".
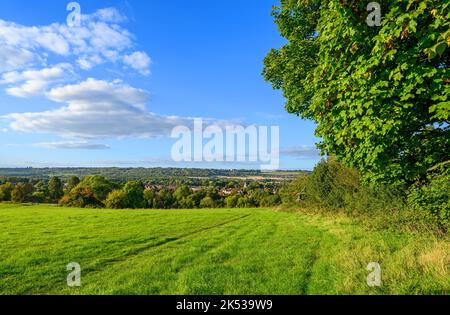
{"left": 68, "top": 214, "right": 253, "bottom": 276}
{"left": 167, "top": 211, "right": 323, "bottom": 295}
{"left": 66, "top": 213, "right": 258, "bottom": 294}
{"left": 161, "top": 214, "right": 262, "bottom": 295}
{"left": 298, "top": 239, "right": 322, "bottom": 295}
{"left": 175, "top": 214, "right": 279, "bottom": 295}
{"left": 6, "top": 211, "right": 253, "bottom": 295}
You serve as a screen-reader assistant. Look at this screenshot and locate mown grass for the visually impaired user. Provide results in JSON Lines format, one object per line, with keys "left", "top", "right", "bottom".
{"left": 0, "top": 203, "right": 448, "bottom": 295}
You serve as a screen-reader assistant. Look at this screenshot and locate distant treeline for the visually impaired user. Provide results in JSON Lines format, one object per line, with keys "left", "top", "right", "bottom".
{"left": 0, "top": 175, "right": 282, "bottom": 209}
{"left": 0, "top": 167, "right": 304, "bottom": 182}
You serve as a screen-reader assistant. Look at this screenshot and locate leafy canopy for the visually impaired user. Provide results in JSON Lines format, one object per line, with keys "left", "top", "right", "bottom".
{"left": 264, "top": 0, "right": 450, "bottom": 184}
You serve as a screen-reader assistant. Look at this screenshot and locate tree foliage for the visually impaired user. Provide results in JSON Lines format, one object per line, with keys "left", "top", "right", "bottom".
{"left": 66, "top": 176, "right": 80, "bottom": 193}
{"left": 408, "top": 165, "right": 450, "bottom": 229}
{"left": 48, "top": 177, "right": 64, "bottom": 202}
{"left": 11, "top": 183, "right": 34, "bottom": 203}
{"left": 122, "top": 181, "right": 145, "bottom": 208}
{"left": 105, "top": 189, "right": 130, "bottom": 209}
{"left": 264, "top": 0, "right": 450, "bottom": 184}
{"left": 0, "top": 183, "right": 14, "bottom": 201}
{"left": 76, "top": 176, "right": 113, "bottom": 201}
{"left": 59, "top": 186, "right": 103, "bottom": 208}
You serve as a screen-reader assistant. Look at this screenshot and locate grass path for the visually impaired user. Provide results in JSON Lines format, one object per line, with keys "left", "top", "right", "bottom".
{"left": 0, "top": 204, "right": 448, "bottom": 295}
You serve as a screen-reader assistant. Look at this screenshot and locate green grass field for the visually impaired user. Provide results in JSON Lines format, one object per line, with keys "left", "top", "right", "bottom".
{"left": 0, "top": 203, "right": 448, "bottom": 295}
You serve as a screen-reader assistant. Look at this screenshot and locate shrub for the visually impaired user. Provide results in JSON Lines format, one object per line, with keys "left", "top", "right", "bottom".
{"left": 200, "top": 196, "right": 216, "bottom": 208}
{"left": 122, "top": 181, "right": 145, "bottom": 208}
{"left": 143, "top": 189, "right": 156, "bottom": 208}
{"left": 59, "top": 187, "right": 103, "bottom": 208}
{"left": 225, "top": 195, "right": 239, "bottom": 208}
{"left": 279, "top": 158, "right": 450, "bottom": 233}
{"left": 76, "top": 176, "right": 113, "bottom": 202}
{"left": 408, "top": 166, "right": 450, "bottom": 230}
{"left": 260, "top": 194, "right": 282, "bottom": 207}
{"left": 280, "top": 175, "right": 309, "bottom": 205}
{"left": 306, "top": 158, "right": 360, "bottom": 210}
{"left": 48, "top": 176, "right": 64, "bottom": 202}
{"left": 11, "top": 183, "right": 34, "bottom": 203}
{"left": 185, "top": 192, "right": 206, "bottom": 209}
{"left": 105, "top": 190, "right": 129, "bottom": 209}
{"left": 32, "top": 191, "right": 46, "bottom": 203}
{"left": 173, "top": 185, "right": 191, "bottom": 202}
{"left": 153, "top": 189, "right": 175, "bottom": 209}
{"left": 0, "top": 182, "right": 14, "bottom": 201}
{"left": 65, "top": 176, "right": 80, "bottom": 193}
{"left": 237, "top": 196, "right": 258, "bottom": 208}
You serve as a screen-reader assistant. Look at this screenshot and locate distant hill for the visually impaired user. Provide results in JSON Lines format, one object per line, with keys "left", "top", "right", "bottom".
{"left": 0, "top": 167, "right": 308, "bottom": 183}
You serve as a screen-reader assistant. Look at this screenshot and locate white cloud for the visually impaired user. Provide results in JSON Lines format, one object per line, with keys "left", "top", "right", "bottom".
{"left": 0, "top": 7, "right": 148, "bottom": 74}
{"left": 0, "top": 46, "right": 34, "bottom": 71}
{"left": 0, "top": 20, "right": 70, "bottom": 55}
{"left": 34, "top": 141, "right": 110, "bottom": 150}
{"left": 6, "top": 81, "right": 49, "bottom": 97}
{"left": 86, "top": 8, "right": 127, "bottom": 23}
{"left": 4, "top": 78, "right": 193, "bottom": 139}
{"left": 2, "top": 64, "right": 72, "bottom": 97}
{"left": 46, "top": 78, "right": 149, "bottom": 109}
{"left": 123, "top": 51, "right": 152, "bottom": 75}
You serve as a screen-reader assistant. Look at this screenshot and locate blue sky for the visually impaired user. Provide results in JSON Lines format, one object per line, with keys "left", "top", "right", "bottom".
{"left": 0, "top": 0, "right": 320, "bottom": 170}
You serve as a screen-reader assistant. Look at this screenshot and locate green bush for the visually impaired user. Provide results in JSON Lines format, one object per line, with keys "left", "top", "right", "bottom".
{"left": 408, "top": 166, "right": 450, "bottom": 230}
{"left": 11, "top": 183, "right": 34, "bottom": 203}
{"left": 31, "top": 191, "right": 46, "bottom": 203}
{"left": 260, "top": 194, "right": 282, "bottom": 207}
{"left": 306, "top": 158, "right": 361, "bottom": 210}
{"left": 59, "top": 187, "right": 103, "bottom": 208}
{"left": 200, "top": 196, "right": 216, "bottom": 208}
{"left": 0, "top": 183, "right": 14, "bottom": 201}
{"left": 48, "top": 177, "right": 64, "bottom": 202}
{"left": 281, "top": 158, "right": 449, "bottom": 233}
{"left": 105, "top": 190, "right": 129, "bottom": 209}
{"left": 122, "top": 181, "right": 145, "bottom": 208}
{"left": 76, "top": 176, "right": 113, "bottom": 202}
{"left": 143, "top": 189, "right": 156, "bottom": 208}
{"left": 225, "top": 195, "right": 239, "bottom": 208}
{"left": 153, "top": 189, "right": 175, "bottom": 209}
{"left": 280, "top": 175, "right": 309, "bottom": 205}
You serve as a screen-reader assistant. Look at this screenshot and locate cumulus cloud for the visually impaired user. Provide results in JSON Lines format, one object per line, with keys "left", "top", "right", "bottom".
{"left": 0, "top": 46, "right": 34, "bottom": 71}
{"left": 4, "top": 78, "right": 193, "bottom": 139}
{"left": 123, "top": 51, "right": 152, "bottom": 75}
{"left": 46, "top": 78, "right": 148, "bottom": 108}
{"left": 2, "top": 63, "right": 72, "bottom": 97}
{"left": 85, "top": 8, "right": 127, "bottom": 23}
{"left": 0, "top": 7, "right": 150, "bottom": 75}
{"left": 34, "top": 141, "right": 111, "bottom": 150}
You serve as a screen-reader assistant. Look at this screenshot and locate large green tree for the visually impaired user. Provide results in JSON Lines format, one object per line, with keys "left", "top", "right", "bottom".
{"left": 0, "top": 183, "right": 14, "bottom": 201}
{"left": 122, "top": 181, "right": 145, "bottom": 208}
{"left": 264, "top": 0, "right": 449, "bottom": 184}
{"left": 48, "top": 177, "right": 64, "bottom": 202}
{"left": 105, "top": 189, "right": 129, "bottom": 209}
{"left": 59, "top": 187, "right": 103, "bottom": 208}
{"left": 65, "top": 176, "right": 80, "bottom": 193}
{"left": 11, "top": 183, "right": 34, "bottom": 203}
{"left": 76, "top": 176, "right": 113, "bottom": 201}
